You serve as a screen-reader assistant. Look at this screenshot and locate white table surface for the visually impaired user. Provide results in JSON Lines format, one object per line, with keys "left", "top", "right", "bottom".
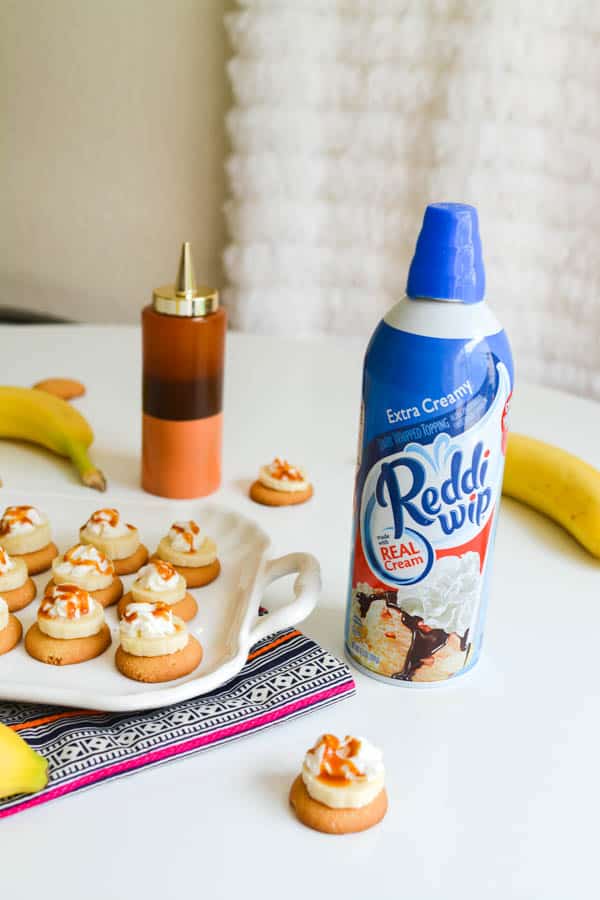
{"left": 0, "top": 325, "right": 598, "bottom": 900}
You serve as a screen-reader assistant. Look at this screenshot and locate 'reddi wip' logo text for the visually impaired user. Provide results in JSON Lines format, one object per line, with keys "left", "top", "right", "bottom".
{"left": 359, "top": 363, "right": 510, "bottom": 588}
{"left": 376, "top": 441, "right": 492, "bottom": 539}
{"left": 360, "top": 428, "right": 503, "bottom": 587}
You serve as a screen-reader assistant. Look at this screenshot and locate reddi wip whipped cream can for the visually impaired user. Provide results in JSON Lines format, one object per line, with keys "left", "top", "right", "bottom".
{"left": 345, "top": 203, "right": 514, "bottom": 686}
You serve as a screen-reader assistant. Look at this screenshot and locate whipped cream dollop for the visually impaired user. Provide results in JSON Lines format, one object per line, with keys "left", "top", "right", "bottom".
{"left": 0, "top": 547, "right": 16, "bottom": 575}
{"left": 399, "top": 551, "right": 481, "bottom": 636}
{"left": 258, "top": 458, "right": 309, "bottom": 493}
{"left": 167, "top": 521, "right": 202, "bottom": 552}
{"left": 304, "top": 734, "right": 384, "bottom": 782}
{"left": 83, "top": 508, "right": 131, "bottom": 538}
{"left": 0, "top": 597, "right": 8, "bottom": 630}
{"left": 0, "top": 505, "right": 45, "bottom": 536}
{"left": 40, "top": 584, "right": 93, "bottom": 620}
{"left": 135, "top": 561, "right": 180, "bottom": 592}
{"left": 120, "top": 602, "right": 177, "bottom": 638}
{"left": 54, "top": 544, "right": 114, "bottom": 579}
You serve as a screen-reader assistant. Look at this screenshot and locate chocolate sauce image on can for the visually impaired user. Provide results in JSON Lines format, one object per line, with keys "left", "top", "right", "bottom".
{"left": 345, "top": 203, "right": 514, "bottom": 686}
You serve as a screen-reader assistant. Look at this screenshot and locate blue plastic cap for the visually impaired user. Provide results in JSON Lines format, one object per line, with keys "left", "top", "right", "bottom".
{"left": 406, "top": 202, "right": 485, "bottom": 304}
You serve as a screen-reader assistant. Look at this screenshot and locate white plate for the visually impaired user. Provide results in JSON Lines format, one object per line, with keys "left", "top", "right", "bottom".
{"left": 0, "top": 494, "right": 321, "bottom": 712}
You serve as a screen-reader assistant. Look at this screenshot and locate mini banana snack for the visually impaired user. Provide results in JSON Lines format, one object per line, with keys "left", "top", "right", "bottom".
{"left": 115, "top": 600, "right": 202, "bottom": 683}
{"left": 0, "top": 505, "right": 58, "bottom": 575}
{"left": 25, "top": 583, "right": 112, "bottom": 666}
{"left": 80, "top": 509, "right": 148, "bottom": 576}
{"left": 290, "top": 734, "right": 388, "bottom": 835}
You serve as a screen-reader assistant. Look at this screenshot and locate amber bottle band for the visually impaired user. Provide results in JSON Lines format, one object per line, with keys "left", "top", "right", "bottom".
{"left": 142, "top": 374, "right": 223, "bottom": 421}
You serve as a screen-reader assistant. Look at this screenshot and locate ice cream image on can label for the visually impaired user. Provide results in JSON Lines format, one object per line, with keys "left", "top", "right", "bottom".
{"left": 345, "top": 203, "right": 514, "bottom": 685}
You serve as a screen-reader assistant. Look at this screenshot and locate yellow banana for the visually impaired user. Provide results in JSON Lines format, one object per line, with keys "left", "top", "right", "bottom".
{"left": 503, "top": 433, "right": 600, "bottom": 557}
{"left": 0, "top": 722, "right": 48, "bottom": 799}
{"left": 0, "top": 386, "right": 106, "bottom": 491}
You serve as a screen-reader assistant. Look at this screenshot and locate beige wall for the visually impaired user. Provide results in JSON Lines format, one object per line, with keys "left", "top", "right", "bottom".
{"left": 0, "top": 0, "right": 229, "bottom": 323}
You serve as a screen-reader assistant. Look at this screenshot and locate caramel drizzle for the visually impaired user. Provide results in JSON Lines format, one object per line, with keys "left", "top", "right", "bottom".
{"left": 269, "top": 458, "right": 304, "bottom": 482}
{"left": 123, "top": 601, "right": 172, "bottom": 624}
{"left": 170, "top": 521, "right": 200, "bottom": 552}
{"left": 308, "top": 734, "right": 364, "bottom": 784}
{"left": 152, "top": 560, "right": 177, "bottom": 581}
{"left": 40, "top": 583, "right": 90, "bottom": 619}
{"left": 0, "top": 505, "right": 38, "bottom": 535}
{"left": 84, "top": 508, "right": 135, "bottom": 533}
{"left": 64, "top": 544, "right": 114, "bottom": 575}
{"left": 87, "top": 508, "right": 120, "bottom": 528}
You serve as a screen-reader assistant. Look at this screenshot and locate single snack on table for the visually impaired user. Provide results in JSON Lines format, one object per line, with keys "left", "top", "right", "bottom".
{"left": 47, "top": 543, "right": 123, "bottom": 608}
{"left": 0, "top": 546, "right": 36, "bottom": 612}
{"left": 289, "top": 734, "right": 388, "bottom": 834}
{"left": 80, "top": 508, "right": 148, "bottom": 575}
{"left": 0, "top": 505, "right": 58, "bottom": 575}
{"left": 117, "top": 560, "right": 197, "bottom": 622}
{"left": 0, "top": 596, "right": 23, "bottom": 655}
{"left": 33, "top": 377, "right": 86, "bottom": 400}
{"left": 249, "top": 458, "right": 313, "bottom": 506}
{"left": 153, "top": 520, "right": 220, "bottom": 588}
{"left": 25, "top": 583, "right": 111, "bottom": 665}
{"left": 503, "top": 432, "right": 600, "bottom": 558}
{"left": 115, "top": 600, "right": 202, "bottom": 683}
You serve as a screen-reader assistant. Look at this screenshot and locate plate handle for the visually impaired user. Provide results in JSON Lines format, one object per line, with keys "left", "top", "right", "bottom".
{"left": 248, "top": 552, "right": 321, "bottom": 646}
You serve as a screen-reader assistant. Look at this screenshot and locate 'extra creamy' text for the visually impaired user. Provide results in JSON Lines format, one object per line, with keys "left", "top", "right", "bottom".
{"left": 386, "top": 378, "right": 472, "bottom": 423}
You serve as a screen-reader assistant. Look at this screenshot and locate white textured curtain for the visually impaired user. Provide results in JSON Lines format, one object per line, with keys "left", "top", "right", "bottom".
{"left": 225, "top": 0, "right": 600, "bottom": 398}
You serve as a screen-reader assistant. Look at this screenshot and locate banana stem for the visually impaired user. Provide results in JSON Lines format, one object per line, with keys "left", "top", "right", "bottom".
{"left": 67, "top": 441, "right": 107, "bottom": 492}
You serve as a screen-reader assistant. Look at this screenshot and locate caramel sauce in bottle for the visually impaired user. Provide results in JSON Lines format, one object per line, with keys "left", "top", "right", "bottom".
{"left": 141, "top": 243, "right": 226, "bottom": 498}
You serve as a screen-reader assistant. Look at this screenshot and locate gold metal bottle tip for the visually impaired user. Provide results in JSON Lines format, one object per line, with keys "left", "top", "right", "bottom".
{"left": 153, "top": 241, "right": 219, "bottom": 317}
{"left": 175, "top": 242, "right": 197, "bottom": 298}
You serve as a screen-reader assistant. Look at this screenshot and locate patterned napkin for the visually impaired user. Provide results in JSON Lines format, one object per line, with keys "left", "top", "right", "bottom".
{"left": 0, "top": 627, "right": 355, "bottom": 819}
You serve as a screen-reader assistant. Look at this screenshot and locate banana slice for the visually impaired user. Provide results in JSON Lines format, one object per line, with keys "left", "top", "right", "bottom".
{"left": 120, "top": 624, "right": 188, "bottom": 657}
{"left": 80, "top": 524, "right": 140, "bottom": 560}
{"left": 0, "top": 505, "right": 52, "bottom": 555}
{"left": 52, "top": 544, "right": 114, "bottom": 591}
{"left": 38, "top": 587, "right": 104, "bottom": 640}
{"left": 156, "top": 536, "right": 217, "bottom": 568}
{"left": 119, "top": 601, "right": 189, "bottom": 657}
{"left": 301, "top": 766, "right": 384, "bottom": 809}
{"left": 0, "top": 554, "right": 28, "bottom": 592}
{"left": 131, "top": 579, "right": 186, "bottom": 605}
{"left": 0, "top": 598, "right": 8, "bottom": 631}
